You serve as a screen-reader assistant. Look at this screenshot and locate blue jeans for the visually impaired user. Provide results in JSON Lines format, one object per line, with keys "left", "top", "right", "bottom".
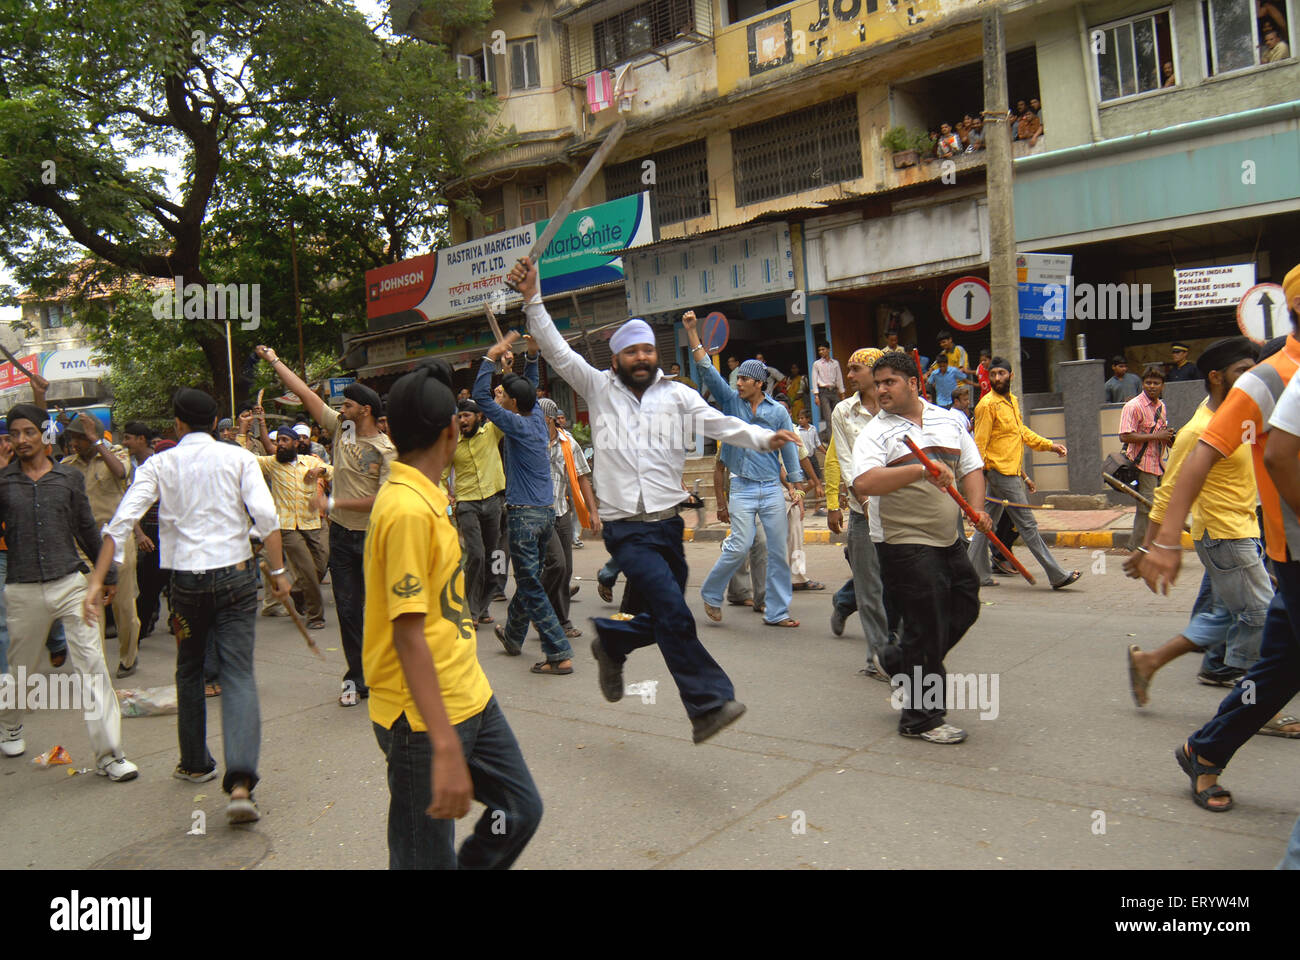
{"left": 170, "top": 563, "right": 261, "bottom": 793}
{"left": 372, "top": 697, "right": 542, "bottom": 869}
{"left": 700, "top": 477, "right": 792, "bottom": 623}
{"left": 1181, "top": 536, "right": 1269, "bottom": 671}
{"left": 1280, "top": 815, "right": 1300, "bottom": 869}
{"left": 594, "top": 514, "right": 734, "bottom": 718}
{"left": 1188, "top": 560, "right": 1300, "bottom": 771}
{"left": 328, "top": 522, "right": 368, "bottom": 694}
{"left": 504, "top": 506, "right": 571, "bottom": 661}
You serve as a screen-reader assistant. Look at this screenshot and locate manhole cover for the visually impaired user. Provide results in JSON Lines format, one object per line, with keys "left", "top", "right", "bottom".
{"left": 91, "top": 828, "right": 270, "bottom": 870}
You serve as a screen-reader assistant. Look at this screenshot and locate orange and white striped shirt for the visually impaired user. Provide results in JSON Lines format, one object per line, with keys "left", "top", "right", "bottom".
{"left": 1200, "top": 335, "right": 1300, "bottom": 563}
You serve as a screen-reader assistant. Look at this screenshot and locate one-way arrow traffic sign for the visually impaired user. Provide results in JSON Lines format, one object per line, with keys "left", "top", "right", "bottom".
{"left": 1237, "top": 283, "right": 1288, "bottom": 345}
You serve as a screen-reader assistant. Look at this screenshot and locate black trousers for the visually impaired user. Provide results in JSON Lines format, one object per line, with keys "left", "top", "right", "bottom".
{"left": 876, "top": 540, "right": 981, "bottom": 735}
{"left": 135, "top": 520, "right": 168, "bottom": 633}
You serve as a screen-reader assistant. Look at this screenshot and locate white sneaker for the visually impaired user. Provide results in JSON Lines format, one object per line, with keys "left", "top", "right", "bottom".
{"left": 0, "top": 725, "right": 24, "bottom": 758}
{"left": 96, "top": 756, "right": 140, "bottom": 781}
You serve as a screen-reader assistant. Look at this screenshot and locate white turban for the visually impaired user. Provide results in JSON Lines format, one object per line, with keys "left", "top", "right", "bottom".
{"left": 609, "top": 318, "right": 654, "bottom": 356}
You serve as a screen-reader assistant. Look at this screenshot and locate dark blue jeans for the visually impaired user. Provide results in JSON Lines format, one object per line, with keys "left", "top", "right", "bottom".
{"left": 328, "top": 522, "right": 368, "bottom": 694}
{"left": 171, "top": 562, "right": 260, "bottom": 793}
{"left": 504, "top": 506, "right": 571, "bottom": 661}
{"left": 372, "top": 697, "right": 542, "bottom": 869}
{"left": 593, "top": 514, "right": 735, "bottom": 718}
{"left": 1189, "top": 560, "right": 1300, "bottom": 769}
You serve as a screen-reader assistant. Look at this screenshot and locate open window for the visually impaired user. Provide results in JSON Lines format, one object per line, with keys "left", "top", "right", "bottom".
{"left": 1093, "top": 9, "right": 1176, "bottom": 102}
{"left": 1202, "top": 0, "right": 1292, "bottom": 75}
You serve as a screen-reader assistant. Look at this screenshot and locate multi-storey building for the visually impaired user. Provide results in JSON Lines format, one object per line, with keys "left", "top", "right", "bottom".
{"left": 0, "top": 290, "right": 113, "bottom": 415}
{"left": 367, "top": 0, "right": 1297, "bottom": 451}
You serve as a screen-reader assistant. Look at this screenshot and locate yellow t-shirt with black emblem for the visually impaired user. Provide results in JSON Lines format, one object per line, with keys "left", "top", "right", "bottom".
{"left": 363, "top": 460, "right": 492, "bottom": 730}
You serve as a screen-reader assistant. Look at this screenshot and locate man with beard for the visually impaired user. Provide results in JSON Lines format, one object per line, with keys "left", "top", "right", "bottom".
{"left": 852, "top": 353, "right": 991, "bottom": 745}
{"left": 295, "top": 421, "right": 330, "bottom": 463}
{"left": 441, "top": 398, "right": 506, "bottom": 626}
{"left": 255, "top": 345, "right": 396, "bottom": 707}
{"left": 967, "top": 357, "right": 1079, "bottom": 590}
{"left": 473, "top": 333, "right": 573, "bottom": 676}
{"left": 514, "top": 258, "right": 802, "bottom": 742}
{"left": 0, "top": 403, "right": 136, "bottom": 779}
{"left": 256, "top": 428, "right": 331, "bottom": 629}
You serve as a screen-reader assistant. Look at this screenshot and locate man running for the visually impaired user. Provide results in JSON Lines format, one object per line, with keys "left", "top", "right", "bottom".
{"left": 853, "top": 353, "right": 991, "bottom": 745}
{"left": 0, "top": 404, "right": 137, "bottom": 780}
{"left": 255, "top": 345, "right": 396, "bottom": 706}
{"left": 514, "top": 258, "right": 802, "bottom": 742}
{"left": 1124, "top": 337, "right": 1271, "bottom": 709}
{"left": 256, "top": 427, "right": 332, "bottom": 629}
{"left": 87, "top": 388, "right": 291, "bottom": 821}
{"left": 967, "top": 356, "right": 1079, "bottom": 590}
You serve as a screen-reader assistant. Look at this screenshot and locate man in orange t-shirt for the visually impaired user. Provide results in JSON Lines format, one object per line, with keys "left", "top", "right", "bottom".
{"left": 1139, "top": 263, "right": 1300, "bottom": 817}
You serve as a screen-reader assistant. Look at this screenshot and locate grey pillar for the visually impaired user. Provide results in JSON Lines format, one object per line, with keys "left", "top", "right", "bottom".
{"left": 1058, "top": 358, "right": 1106, "bottom": 494}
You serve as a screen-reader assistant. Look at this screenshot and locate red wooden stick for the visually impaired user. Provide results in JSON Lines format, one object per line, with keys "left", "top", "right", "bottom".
{"left": 913, "top": 348, "right": 927, "bottom": 395}
{"left": 901, "top": 435, "right": 1035, "bottom": 584}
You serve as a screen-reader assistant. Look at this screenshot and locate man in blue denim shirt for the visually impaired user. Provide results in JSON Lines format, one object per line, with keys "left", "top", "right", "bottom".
{"left": 685, "top": 315, "right": 816, "bottom": 627}
{"left": 473, "top": 332, "right": 573, "bottom": 675}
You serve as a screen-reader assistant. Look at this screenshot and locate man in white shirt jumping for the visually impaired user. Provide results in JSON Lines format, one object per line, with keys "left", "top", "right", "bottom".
{"left": 511, "top": 259, "right": 803, "bottom": 743}
{"left": 86, "top": 388, "right": 291, "bottom": 824}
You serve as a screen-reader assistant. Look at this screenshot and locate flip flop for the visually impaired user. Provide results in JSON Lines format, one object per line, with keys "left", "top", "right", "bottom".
{"left": 205, "top": 682, "right": 222, "bottom": 698}
{"left": 530, "top": 660, "right": 574, "bottom": 675}
{"left": 1127, "top": 644, "right": 1150, "bottom": 708}
{"left": 792, "top": 581, "right": 826, "bottom": 591}
{"left": 765, "top": 618, "right": 800, "bottom": 628}
{"left": 477, "top": 614, "right": 495, "bottom": 624}
{"left": 728, "top": 599, "right": 753, "bottom": 607}
{"left": 704, "top": 603, "right": 722, "bottom": 622}
{"left": 1257, "top": 714, "right": 1300, "bottom": 738}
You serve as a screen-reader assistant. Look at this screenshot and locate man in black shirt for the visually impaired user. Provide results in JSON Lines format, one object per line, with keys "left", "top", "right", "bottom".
{"left": 1167, "top": 343, "right": 1201, "bottom": 382}
{"left": 0, "top": 404, "right": 136, "bottom": 779}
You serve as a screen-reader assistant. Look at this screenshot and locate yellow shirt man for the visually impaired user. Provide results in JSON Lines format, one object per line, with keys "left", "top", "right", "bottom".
{"left": 440, "top": 420, "right": 505, "bottom": 502}
{"left": 1149, "top": 398, "right": 1258, "bottom": 541}
{"left": 972, "top": 389, "right": 1055, "bottom": 476}
{"left": 257, "top": 454, "right": 331, "bottom": 530}
{"left": 364, "top": 460, "right": 492, "bottom": 730}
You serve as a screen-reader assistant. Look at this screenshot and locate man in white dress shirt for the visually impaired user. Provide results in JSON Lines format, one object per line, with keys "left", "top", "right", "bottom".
{"left": 86, "top": 389, "right": 291, "bottom": 824}
{"left": 510, "top": 259, "right": 803, "bottom": 743}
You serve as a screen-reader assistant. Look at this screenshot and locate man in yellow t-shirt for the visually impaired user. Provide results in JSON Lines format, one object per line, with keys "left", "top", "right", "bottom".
{"left": 365, "top": 359, "right": 541, "bottom": 870}
{"left": 1125, "top": 337, "right": 1272, "bottom": 715}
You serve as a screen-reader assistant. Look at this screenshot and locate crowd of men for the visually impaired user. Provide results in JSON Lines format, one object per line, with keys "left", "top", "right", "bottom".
{"left": 2, "top": 258, "right": 1299, "bottom": 869}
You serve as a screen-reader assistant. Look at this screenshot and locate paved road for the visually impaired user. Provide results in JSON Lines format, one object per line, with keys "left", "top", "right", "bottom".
{"left": 5, "top": 542, "right": 1297, "bottom": 870}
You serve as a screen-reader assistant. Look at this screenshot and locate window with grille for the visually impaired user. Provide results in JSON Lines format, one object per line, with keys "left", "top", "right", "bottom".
{"left": 1093, "top": 10, "right": 1176, "bottom": 101}
{"left": 456, "top": 49, "right": 498, "bottom": 98}
{"left": 731, "top": 96, "right": 863, "bottom": 207}
{"left": 509, "top": 38, "right": 540, "bottom": 91}
{"left": 606, "top": 139, "right": 710, "bottom": 225}
{"left": 592, "top": 0, "right": 694, "bottom": 70}
{"left": 44, "top": 304, "right": 65, "bottom": 329}
{"left": 1201, "top": 0, "right": 1292, "bottom": 75}
{"left": 519, "top": 183, "right": 548, "bottom": 224}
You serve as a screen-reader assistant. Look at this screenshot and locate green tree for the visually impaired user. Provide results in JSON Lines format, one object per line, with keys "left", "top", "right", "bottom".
{"left": 0, "top": 0, "right": 500, "bottom": 412}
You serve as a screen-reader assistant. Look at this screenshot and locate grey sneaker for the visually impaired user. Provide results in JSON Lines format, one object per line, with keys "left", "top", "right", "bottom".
{"left": 902, "top": 723, "right": 968, "bottom": 744}
{"left": 830, "top": 607, "right": 847, "bottom": 637}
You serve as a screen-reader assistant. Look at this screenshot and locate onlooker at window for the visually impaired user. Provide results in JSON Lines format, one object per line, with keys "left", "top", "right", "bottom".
{"left": 965, "top": 116, "right": 985, "bottom": 152}
{"left": 936, "top": 123, "right": 962, "bottom": 159}
{"left": 1011, "top": 100, "right": 1029, "bottom": 139}
{"left": 1016, "top": 105, "right": 1043, "bottom": 146}
{"left": 926, "top": 129, "right": 940, "bottom": 158}
{"left": 1162, "top": 61, "right": 1177, "bottom": 86}
{"left": 1029, "top": 97, "right": 1043, "bottom": 126}
{"left": 1263, "top": 26, "right": 1291, "bottom": 62}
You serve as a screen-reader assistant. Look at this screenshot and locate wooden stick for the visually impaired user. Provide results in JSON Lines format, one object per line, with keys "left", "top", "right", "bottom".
{"left": 902, "top": 435, "right": 1035, "bottom": 584}
{"left": 1102, "top": 472, "right": 1191, "bottom": 533}
{"left": 986, "top": 497, "right": 1055, "bottom": 509}
{"left": 255, "top": 552, "right": 324, "bottom": 660}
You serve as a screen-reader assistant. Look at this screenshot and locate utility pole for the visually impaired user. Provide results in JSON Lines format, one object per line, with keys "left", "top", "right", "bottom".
{"left": 290, "top": 219, "right": 306, "bottom": 380}
{"left": 983, "top": 4, "right": 1022, "bottom": 398}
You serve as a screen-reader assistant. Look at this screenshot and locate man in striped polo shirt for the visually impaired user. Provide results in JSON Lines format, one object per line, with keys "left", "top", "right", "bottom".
{"left": 852, "top": 352, "right": 992, "bottom": 745}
